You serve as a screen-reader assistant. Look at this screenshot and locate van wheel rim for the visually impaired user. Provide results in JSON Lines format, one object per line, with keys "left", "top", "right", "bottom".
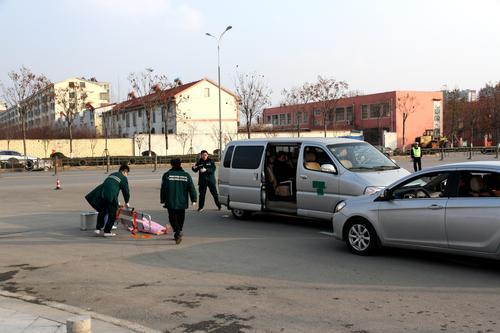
{"left": 233, "top": 209, "right": 245, "bottom": 217}
{"left": 348, "top": 224, "right": 370, "bottom": 251}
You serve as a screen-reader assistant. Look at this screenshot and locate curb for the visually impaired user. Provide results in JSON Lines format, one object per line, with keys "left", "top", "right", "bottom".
{"left": 0, "top": 290, "right": 161, "bottom": 333}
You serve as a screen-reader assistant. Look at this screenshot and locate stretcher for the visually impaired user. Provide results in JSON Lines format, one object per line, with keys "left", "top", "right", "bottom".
{"left": 116, "top": 207, "right": 172, "bottom": 236}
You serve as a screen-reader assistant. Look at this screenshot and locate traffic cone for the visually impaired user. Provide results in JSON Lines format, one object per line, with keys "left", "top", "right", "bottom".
{"left": 55, "top": 178, "right": 62, "bottom": 190}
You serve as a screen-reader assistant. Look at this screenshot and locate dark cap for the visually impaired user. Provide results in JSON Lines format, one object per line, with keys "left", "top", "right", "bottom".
{"left": 200, "top": 150, "right": 208, "bottom": 155}
{"left": 170, "top": 158, "right": 182, "bottom": 167}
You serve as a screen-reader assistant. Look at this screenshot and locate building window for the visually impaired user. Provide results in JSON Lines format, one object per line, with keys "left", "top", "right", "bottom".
{"left": 152, "top": 110, "right": 156, "bottom": 123}
{"left": 267, "top": 116, "right": 271, "bottom": 123}
{"left": 80, "top": 82, "right": 86, "bottom": 88}
{"left": 361, "top": 105, "right": 368, "bottom": 119}
{"left": 335, "top": 107, "right": 345, "bottom": 121}
{"left": 122, "top": 113, "right": 125, "bottom": 121}
{"left": 346, "top": 106, "right": 353, "bottom": 122}
{"left": 296, "top": 112, "right": 302, "bottom": 124}
{"left": 68, "top": 82, "right": 75, "bottom": 88}
{"left": 303, "top": 112, "right": 308, "bottom": 123}
{"left": 138, "top": 110, "right": 142, "bottom": 117}
{"left": 370, "top": 104, "right": 381, "bottom": 118}
{"left": 313, "top": 119, "right": 321, "bottom": 126}
{"left": 313, "top": 109, "right": 321, "bottom": 116}
{"left": 100, "top": 92, "right": 109, "bottom": 100}
{"left": 279, "top": 114, "right": 286, "bottom": 125}
{"left": 133, "top": 113, "right": 137, "bottom": 126}
{"left": 381, "top": 102, "right": 390, "bottom": 117}
{"left": 69, "top": 92, "right": 76, "bottom": 98}
{"left": 126, "top": 113, "right": 130, "bottom": 127}
{"left": 204, "top": 88, "right": 210, "bottom": 97}
{"left": 272, "top": 114, "right": 279, "bottom": 125}
{"left": 286, "top": 113, "right": 291, "bottom": 125}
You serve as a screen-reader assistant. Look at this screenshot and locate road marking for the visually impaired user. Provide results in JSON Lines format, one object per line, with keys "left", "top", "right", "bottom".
{"left": 319, "top": 231, "right": 334, "bottom": 236}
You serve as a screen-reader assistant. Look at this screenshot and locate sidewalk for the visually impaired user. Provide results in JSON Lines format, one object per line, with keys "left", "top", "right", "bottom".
{"left": 0, "top": 291, "right": 159, "bottom": 333}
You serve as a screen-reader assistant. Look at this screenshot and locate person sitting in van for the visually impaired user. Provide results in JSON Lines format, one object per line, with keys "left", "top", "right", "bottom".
{"left": 273, "top": 152, "right": 295, "bottom": 183}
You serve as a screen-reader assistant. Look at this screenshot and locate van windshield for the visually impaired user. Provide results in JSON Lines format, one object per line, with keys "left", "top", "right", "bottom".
{"left": 327, "top": 142, "right": 399, "bottom": 172}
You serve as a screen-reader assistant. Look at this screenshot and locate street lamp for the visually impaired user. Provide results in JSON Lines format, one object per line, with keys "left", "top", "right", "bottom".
{"left": 205, "top": 25, "right": 232, "bottom": 158}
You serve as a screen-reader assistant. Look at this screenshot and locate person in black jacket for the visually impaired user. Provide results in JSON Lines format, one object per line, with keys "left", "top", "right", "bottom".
{"left": 161, "top": 158, "right": 197, "bottom": 244}
{"left": 192, "top": 150, "right": 221, "bottom": 211}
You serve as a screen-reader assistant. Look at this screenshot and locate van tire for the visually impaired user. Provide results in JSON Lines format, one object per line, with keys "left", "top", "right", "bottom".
{"left": 231, "top": 209, "right": 250, "bottom": 220}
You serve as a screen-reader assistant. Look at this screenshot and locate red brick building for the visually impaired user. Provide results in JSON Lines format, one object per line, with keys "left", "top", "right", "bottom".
{"left": 262, "top": 91, "right": 443, "bottom": 149}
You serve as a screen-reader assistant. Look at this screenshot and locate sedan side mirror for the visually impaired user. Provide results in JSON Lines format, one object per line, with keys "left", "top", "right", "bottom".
{"left": 377, "top": 189, "right": 392, "bottom": 201}
{"left": 320, "top": 163, "right": 337, "bottom": 173}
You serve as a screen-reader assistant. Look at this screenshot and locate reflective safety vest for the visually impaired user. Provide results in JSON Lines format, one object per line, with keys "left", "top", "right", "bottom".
{"left": 412, "top": 146, "right": 421, "bottom": 158}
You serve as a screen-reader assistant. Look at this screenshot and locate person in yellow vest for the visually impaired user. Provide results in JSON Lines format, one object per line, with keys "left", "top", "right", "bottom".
{"left": 411, "top": 142, "right": 422, "bottom": 172}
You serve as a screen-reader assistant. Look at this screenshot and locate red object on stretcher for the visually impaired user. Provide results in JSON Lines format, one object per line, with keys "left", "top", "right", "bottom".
{"left": 116, "top": 207, "right": 172, "bottom": 235}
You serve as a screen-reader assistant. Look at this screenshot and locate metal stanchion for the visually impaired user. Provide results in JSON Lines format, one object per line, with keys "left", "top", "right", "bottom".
{"left": 153, "top": 154, "right": 157, "bottom": 172}
{"left": 106, "top": 155, "right": 110, "bottom": 173}
{"left": 468, "top": 145, "right": 472, "bottom": 160}
{"left": 53, "top": 157, "right": 58, "bottom": 176}
{"left": 496, "top": 144, "right": 499, "bottom": 159}
{"left": 440, "top": 148, "right": 444, "bottom": 161}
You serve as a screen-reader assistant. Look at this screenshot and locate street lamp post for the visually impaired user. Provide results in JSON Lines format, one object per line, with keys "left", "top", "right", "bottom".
{"left": 206, "top": 25, "right": 232, "bottom": 158}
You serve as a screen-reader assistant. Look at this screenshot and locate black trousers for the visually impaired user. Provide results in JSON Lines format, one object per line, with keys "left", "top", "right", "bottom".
{"left": 413, "top": 158, "right": 422, "bottom": 172}
{"left": 96, "top": 202, "right": 117, "bottom": 233}
{"left": 168, "top": 209, "right": 185, "bottom": 239}
{"left": 199, "top": 181, "right": 220, "bottom": 209}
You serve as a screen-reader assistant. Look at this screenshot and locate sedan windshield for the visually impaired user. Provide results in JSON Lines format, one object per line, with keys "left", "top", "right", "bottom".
{"left": 327, "top": 142, "right": 399, "bottom": 171}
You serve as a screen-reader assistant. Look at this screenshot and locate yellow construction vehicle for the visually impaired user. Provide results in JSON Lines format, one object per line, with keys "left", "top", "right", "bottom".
{"left": 415, "top": 129, "right": 448, "bottom": 148}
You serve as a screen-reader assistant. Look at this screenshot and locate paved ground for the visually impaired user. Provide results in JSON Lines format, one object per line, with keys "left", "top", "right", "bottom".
{"left": 0, "top": 153, "right": 499, "bottom": 333}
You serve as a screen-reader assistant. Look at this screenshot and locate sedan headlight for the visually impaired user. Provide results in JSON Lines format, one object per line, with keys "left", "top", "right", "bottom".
{"left": 334, "top": 201, "right": 346, "bottom": 213}
{"left": 364, "top": 186, "right": 385, "bottom": 195}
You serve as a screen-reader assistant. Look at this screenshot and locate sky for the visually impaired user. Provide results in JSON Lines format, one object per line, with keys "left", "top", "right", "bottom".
{"left": 1, "top": 0, "right": 499, "bottom": 105}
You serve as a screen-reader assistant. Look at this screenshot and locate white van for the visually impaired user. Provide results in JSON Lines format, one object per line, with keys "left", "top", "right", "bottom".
{"left": 219, "top": 138, "right": 410, "bottom": 220}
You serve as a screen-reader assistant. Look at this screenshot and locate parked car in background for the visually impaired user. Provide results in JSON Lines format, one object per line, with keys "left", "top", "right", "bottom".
{"left": 0, "top": 150, "right": 37, "bottom": 170}
{"left": 0, "top": 150, "right": 52, "bottom": 171}
{"left": 332, "top": 161, "right": 500, "bottom": 259}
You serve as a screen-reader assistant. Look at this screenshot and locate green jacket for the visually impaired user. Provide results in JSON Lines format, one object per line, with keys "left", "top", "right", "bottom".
{"left": 85, "top": 172, "right": 130, "bottom": 210}
{"left": 192, "top": 158, "right": 216, "bottom": 185}
{"left": 160, "top": 168, "right": 197, "bottom": 209}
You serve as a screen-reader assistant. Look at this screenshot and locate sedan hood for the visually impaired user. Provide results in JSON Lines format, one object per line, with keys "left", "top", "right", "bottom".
{"left": 353, "top": 167, "right": 411, "bottom": 187}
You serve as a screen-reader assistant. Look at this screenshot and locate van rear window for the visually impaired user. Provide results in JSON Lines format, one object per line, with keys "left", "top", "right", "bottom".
{"left": 232, "top": 146, "right": 264, "bottom": 169}
{"left": 223, "top": 146, "right": 234, "bottom": 167}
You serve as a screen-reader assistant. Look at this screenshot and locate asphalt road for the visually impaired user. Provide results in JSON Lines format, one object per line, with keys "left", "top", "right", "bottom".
{"left": 1, "top": 154, "right": 500, "bottom": 333}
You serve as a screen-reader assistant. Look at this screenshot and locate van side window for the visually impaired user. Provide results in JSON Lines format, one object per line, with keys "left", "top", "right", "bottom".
{"left": 232, "top": 146, "right": 264, "bottom": 169}
{"left": 303, "top": 146, "right": 335, "bottom": 172}
{"left": 223, "top": 146, "right": 234, "bottom": 168}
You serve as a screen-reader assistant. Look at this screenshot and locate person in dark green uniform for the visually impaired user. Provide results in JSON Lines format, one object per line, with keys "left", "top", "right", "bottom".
{"left": 161, "top": 158, "right": 197, "bottom": 244}
{"left": 85, "top": 164, "right": 130, "bottom": 237}
{"left": 191, "top": 150, "right": 221, "bottom": 211}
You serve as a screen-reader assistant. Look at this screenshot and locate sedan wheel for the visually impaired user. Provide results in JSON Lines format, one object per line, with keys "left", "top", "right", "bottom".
{"left": 346, "top": 222, "right": 377, "bottom": 255}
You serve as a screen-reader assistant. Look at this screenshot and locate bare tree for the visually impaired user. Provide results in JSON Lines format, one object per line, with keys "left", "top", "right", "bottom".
{"left": 90, "top": 138, "right": 98, "bottom": 157}
{"left": 281, "top": 82, "right": 315, "bottom": 136}
{"left": 54, "top": 82, "right": 88, "bottom": 156}
{"left": 128, "top": 68, "right": 173, "bottom": 156}
{"left": 0, "top": 66, "right": 51, "bottom": 157}
{"left": 235, "top": 72, "right": 272, "bottom": 139}
{"left": 42, "top": 139, "right": 51, "bottom": 158}
{"left": 397, "top": 93, "right": 419, "bottom": 150}
{"left": 175, "top": 132, "right": 190, "bottom": 155}
{"left": 134, "top": 135, "right": 146, "bottom": 155}
{"left": 309, "top": 76, "right": 348, "bottom": 137}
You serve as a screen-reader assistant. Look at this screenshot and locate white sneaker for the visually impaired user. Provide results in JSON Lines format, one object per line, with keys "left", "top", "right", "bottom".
{"left": 94, "top": 230, "right": 101, "bottom": 236}
{"left": 103, "top": 232, "right": 116, "bottom": 237}
{"left": 112, "top": 224, "right": 118, "bottom": 230}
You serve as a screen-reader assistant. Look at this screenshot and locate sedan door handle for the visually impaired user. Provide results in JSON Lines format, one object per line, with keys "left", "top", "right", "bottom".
{"left": 300, "top": 175, "right": 308, "bottom": 180}
{"left": 427, "top": 204, "right": 443, "bottom": 210}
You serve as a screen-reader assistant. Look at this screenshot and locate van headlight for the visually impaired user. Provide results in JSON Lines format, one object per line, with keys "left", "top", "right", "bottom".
{"left": 364, "top": 186, "right": 385, "bottom": 195}
{"left": 334, "top": 201, "right": 346, "bottom": 213}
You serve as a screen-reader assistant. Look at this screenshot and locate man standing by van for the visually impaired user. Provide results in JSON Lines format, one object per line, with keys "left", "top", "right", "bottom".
{"left": 411, "top": 142, "right": 422, "bottom": 172}
{"left": 192, "top": 150, "right": 221, "bottom": 211}
{"left": 85, "top": 164, "right": 130, "bottom": 237}
{"left": 161, "top": 158, "right": 197, "bottom": 244}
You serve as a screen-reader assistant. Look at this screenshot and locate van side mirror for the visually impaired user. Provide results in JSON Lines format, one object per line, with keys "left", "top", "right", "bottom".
{"left": 320, "top": 164, "right": 336, "bottom": 173}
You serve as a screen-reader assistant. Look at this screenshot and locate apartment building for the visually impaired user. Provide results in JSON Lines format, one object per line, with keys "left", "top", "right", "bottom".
{"left": 0, "top": 77, "right": 110, "bottom": 132}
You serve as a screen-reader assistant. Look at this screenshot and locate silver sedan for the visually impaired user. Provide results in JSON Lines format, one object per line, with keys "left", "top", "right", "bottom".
{"left": 332, "top": 161, "right": 500, "bottom": 259}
